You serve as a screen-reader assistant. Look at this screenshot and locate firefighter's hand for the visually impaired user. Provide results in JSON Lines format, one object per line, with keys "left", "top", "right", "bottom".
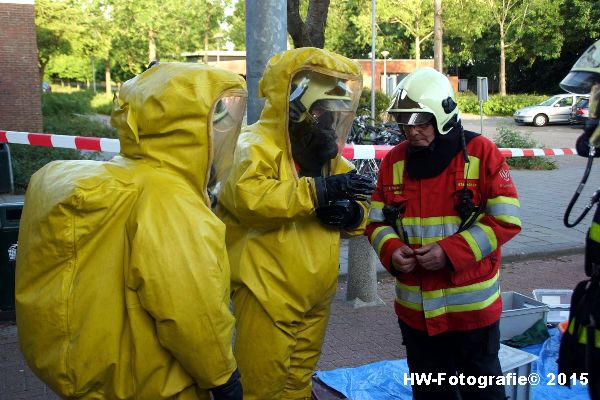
{"left": 391, "top": 246, "right": 416, "bottom": 273}
{"left": 415, "top": 243, "right": 449, "bottom": 271}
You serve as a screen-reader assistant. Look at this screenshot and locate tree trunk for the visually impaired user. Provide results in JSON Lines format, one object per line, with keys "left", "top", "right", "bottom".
{"left": 433, "top": 0, "right": 443, "bottom": 72}
{"left": 287, "top": 0, "right": 330, "bottom": 48}
{"left": 39, "top": 59, "right": 49, "bottom": 84}
{"left": 203, "top": 31, "right": 209, "bottom": 64}
{"left": 415, "top": 36, "right": 421, "bottom": 68}
{"left": 105, "top": 59, "right": 112, "bottom": 96}
{"left": 148, "top": 29, "right": 157, "bottom": 64}
{"left": 499, "top": 23, "right": 506, "bottom": 96}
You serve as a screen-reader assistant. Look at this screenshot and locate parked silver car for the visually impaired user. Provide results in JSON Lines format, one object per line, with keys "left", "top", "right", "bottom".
{"left": 569, "top": 97, "right": 590, "bottom": 124}
{"left": 513, "top": 93, "right": 588, "bottom": 127}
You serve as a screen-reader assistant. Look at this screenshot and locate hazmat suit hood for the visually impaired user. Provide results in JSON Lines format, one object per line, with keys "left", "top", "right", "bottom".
{"left": 256, "top": 47, "right": 362, "bottom": 176}
{"left": 111, "top": 62, "right": 247, "bottom": 205}
{"left": 16, "top": 63, "right": 247, "bottom": 399}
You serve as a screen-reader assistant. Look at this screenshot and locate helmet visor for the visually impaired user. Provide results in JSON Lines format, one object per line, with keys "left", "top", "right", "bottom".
{"left": 288, "top": 70, "right": 361, "bottom": 176}
{"left": 393, "top": 112, "right": 433, "bottom": 126}
{"left": 560, "top": 71, "right": 600, "bottom": 95}
{"left": 560, "top": 41, "right": 600, "bottom": 94}
{"left": 209, "top": 95, "right": 246, "bottom": 207}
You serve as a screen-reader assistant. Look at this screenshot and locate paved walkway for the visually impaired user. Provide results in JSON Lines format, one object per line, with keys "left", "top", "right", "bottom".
{"left": 1, "top": 155, "right": 599, "bottom": 399}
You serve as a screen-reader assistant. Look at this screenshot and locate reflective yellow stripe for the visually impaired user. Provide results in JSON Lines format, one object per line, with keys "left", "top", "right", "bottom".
{"left": 460, "top": 229, "right": 482, "bottom": 260}
{"left": 569, "top": 318, "right": 600, "bottom": 348}
{"left": 392, "top": 161, "right": 404, "bottom": 193}
{"left": 403, "top": 216, "right": 463, "bottom": 226}
{"left": 464, "top": 156, "right": 480, "bottom": 179}
{"left": 488, "top": 196, "right": 520, "bottom": 207}
{"left": 397, "top": 281, "right": 421, "bottom": 293}
{"left": 402, "top": 216, "right": 462, "bottom": 246}
{"left": 370, "top": 226, "right": 399, "bottom": 254}
{"left": 423, "top": 271, "right": 500, "bottom": 299}
{"left": 371, "top": 201, "right": 384, "bottom": 210}
{"left": 368, "top": 208, "right": 385, "bottom": 222}
{"left": 395, "top": 273, "right": 501, "bottom": 317}
{"left": 459, "top": 223, "right": 498, "bottom": 261}
{"left": 396, "top": 297, "right": 424, "bottom": 311}
{"left": 395, "top": 282, "right": 424, "bottom": 310}
{"left": 494, "top": 215, "right": 522, "bottom": 226}
{"left": 487, "top": 196, "right": 522, "bottom": 227}
{"left": 590, "top": 221, "right": 600, "bottom": 244}
{"left": 368, "top": 201, "right": 385, "bottom": 222}
{"left": 424, "top": 289, "right": 500, "bottom": 318}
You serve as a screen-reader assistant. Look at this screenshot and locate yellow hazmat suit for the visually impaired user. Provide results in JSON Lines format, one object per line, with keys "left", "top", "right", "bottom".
{"left": 15, "top": 63, "right": 246, "bottom": 399}
{"left": 217, "top": 48, "right": 365, "bottom": 399}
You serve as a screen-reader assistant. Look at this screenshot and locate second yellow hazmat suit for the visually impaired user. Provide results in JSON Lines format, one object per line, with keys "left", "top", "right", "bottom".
{"left": 217, "top": 48, "right": 366, "bottom": 399}
{"left": 15, "top": 63, "right": 246, "bottom": 399}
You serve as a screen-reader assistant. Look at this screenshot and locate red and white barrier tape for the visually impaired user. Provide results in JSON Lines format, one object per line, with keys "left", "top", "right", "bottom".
{"left": 342, "top": 144, "right": 577, "bottom": 159}
{"left": 1, "top": 130, "right": 577, "bottom": 159}
{"left": 0, "top": 130, "right": 120, "bottom": 153}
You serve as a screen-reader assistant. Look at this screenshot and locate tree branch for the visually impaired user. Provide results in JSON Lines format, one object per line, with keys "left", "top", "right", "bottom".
{"left": 306, "top": 0, "right": 330, "bottom": 48}
{"left": 287, "top": 0, "right": 308, "bottom": 48}
{"left": 421, "top": 30, "right": 434, "bottom": 42}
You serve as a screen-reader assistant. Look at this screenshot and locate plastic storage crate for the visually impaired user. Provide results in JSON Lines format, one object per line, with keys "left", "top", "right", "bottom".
{"left": 532, "top": 289, "right": 572, "bottom": 324}
{"left": 500, "top": 291, "right": 548, "bottom": 341}
{"left": 499, "top": 344, "right": 538, "bottom": 400}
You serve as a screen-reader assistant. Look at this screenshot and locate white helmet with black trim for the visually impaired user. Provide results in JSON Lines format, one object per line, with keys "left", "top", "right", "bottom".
{"left": 560, "top": 39, "right": 600, "bottom": 95}
{"left": 387, "top": 67, "right": 460, "bottom": 135}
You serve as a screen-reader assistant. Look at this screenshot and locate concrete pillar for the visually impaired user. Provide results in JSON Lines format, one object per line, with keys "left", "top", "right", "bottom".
{"left": 347, "top": 236, "right": 384, "bottom": 308}
{"left": 245, "top": 0, "right": 287, "bottom": 124}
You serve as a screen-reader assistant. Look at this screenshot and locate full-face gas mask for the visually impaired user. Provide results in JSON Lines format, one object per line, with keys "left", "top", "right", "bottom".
{"left": 288, "top": 70, "right": 360, "bottom": 177}
{"left": 208, "top": 95, "right": 246, "bottom": 207}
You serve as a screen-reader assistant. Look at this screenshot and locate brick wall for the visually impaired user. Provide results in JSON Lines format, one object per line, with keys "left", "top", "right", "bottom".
{"left": 0, "top": 0, "right": 42, "bottom": 132}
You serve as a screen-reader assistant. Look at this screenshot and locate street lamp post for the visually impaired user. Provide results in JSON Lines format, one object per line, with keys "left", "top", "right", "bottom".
{"left": 370, "top": 0, "right": 376, "bottom": 123}
{"left": 381, "top": 50, "right": 389, "bottom": 95}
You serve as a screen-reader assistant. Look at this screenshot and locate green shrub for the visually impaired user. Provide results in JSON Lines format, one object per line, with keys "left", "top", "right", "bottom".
{"left": 43, "top": 114, "right": 117, "bottom": 138}
{"left": 41, "top": 91, "right": 93, "bottom": 116}
{"left": 359, "top": 89, "right": 392, "bottom": 122}
{"left": 457, "top": 93, "right": 548, "bottom": 116}
{"left": 91, "top": 93, "right": 114, "bottom": 115}
{"left": 493, "top": 126, "right": 557, "bottom": 170}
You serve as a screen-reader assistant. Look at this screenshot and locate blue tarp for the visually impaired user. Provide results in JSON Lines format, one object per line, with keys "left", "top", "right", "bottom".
{"left": 316, "top": 329, "right": 590, "bottom": 399}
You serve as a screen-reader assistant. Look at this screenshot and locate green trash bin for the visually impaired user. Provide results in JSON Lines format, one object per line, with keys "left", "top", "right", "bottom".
{"left": 0, "top": 202, "right": 22, "bottom": 321}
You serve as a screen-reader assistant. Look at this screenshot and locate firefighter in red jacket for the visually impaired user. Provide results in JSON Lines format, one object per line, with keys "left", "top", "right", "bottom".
{"left": 366, "top": 67, "right": 522, "bottom": 400}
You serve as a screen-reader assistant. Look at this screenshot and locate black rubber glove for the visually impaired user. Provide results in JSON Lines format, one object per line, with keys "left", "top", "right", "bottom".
{"left": 315, "top": 199, "right": 363, "bottom": 229}
{"left": 209, "top": 369, "right": 243, "bottom": 400}
{"left": 314, "top": 172, "right": 375, "bottom": 206}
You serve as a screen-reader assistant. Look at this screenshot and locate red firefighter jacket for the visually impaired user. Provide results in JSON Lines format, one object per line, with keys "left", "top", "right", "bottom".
{"left": 366, "top": 134, "right": 521, "bottom": 335}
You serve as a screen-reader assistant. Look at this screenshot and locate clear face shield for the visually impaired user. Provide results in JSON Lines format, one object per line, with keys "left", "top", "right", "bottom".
{"left": 287, "top": 70, "right": 361, "bottom": 176}
{"left": 208, "top": 95, "right": 246, "bottom": 207}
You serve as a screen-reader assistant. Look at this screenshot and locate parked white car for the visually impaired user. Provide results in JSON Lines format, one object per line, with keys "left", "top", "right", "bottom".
{"left": 513, "top": 93, "right": 588, "bottom": 127}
